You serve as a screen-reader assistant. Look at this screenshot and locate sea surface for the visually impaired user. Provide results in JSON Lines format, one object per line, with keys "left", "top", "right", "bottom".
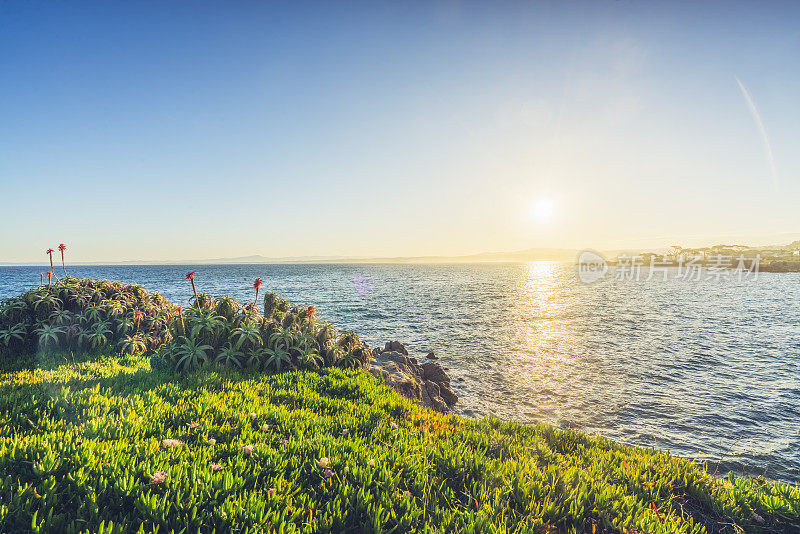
{"left": 2, "top": 263, "right": 799, "bottom": 483}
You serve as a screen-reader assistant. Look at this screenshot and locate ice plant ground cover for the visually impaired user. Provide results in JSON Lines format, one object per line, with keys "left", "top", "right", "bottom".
{"left": 0, "top": 352, "right": 797, "bottom": 533}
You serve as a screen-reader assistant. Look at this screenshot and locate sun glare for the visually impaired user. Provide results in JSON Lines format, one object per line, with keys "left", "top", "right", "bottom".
{"left": 532, "top": 198, "right": 556, "bottom": 223}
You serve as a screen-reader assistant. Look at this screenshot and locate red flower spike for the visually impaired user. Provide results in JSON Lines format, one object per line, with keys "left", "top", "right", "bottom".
{"left": 186, "top": 271, "right": 198, "bottom": 301}
{"left": 252, "top": 278, "right": 264, "bottom": 312}
{"left": 45, "top": 249, "right": 58, "bottom": 280}
{"left": 57, "top": 244, "right": 68, "bottom": 276}
{"left": 307, "top": 306, "right": 315, "bottom": 318}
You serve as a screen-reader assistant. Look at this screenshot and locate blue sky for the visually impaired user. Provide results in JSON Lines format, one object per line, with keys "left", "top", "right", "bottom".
{"left": 1, "top": 1, "right": 798, "bottom": 262}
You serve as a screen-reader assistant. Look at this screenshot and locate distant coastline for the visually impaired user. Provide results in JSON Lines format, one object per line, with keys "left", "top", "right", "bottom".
{"left": 3, "top": 239, "right": 799, "bottom": 268}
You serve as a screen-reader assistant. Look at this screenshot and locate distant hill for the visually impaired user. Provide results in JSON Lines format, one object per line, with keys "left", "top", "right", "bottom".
{"left": 0, "top": 248, "right": 584, "bottom": 266}
{"left": 3, "top": 240, "right": 799, "bottom": 266}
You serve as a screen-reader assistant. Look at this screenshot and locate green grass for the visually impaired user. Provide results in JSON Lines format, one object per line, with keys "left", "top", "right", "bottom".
{"left": 0, "top": 353, "right": 798, "bottom": 533}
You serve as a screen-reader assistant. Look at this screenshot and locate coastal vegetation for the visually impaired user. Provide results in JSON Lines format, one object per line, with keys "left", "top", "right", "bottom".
{"left": 0, "top": 273, "right": 372, "bottom": 374}
{"left": 0, "top": 272, "right": 799, "bottom": 532}
{"left": 0, "top": 350, "right": 798, "bottom": 533}
{"left": 0, "top": 277, "right": 176, "bottom": 358}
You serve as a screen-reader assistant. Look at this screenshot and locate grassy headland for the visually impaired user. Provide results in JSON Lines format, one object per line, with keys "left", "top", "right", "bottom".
{"left": 1, "top": 353, "right": 799, "bottom": 533}
{"left": 1, "top": 278, "right": 799, "bottom": 532}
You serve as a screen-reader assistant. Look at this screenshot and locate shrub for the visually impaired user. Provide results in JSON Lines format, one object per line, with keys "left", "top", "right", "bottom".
{"left": 0, "top": 278, "right": 176, "bottom": 357}
{"left": 157, "top": 291, "right": 371, "bottom": 373}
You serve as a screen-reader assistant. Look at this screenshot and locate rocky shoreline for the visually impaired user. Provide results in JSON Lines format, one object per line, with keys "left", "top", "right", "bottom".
{"left": 368, "top": 341, "right": 458, "bottom": 413}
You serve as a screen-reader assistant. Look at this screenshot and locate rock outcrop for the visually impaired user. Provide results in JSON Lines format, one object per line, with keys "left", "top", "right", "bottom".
{"left": 368, "top": 341, "right": 458, "bottom": 413}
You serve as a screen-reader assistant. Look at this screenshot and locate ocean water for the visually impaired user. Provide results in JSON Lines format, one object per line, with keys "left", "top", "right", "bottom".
{"left": 2, "top": 263, "right": 799, "bottom": 483}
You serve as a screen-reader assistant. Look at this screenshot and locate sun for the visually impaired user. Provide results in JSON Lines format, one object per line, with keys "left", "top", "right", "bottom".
{"left": 531, "top": 198, "right": 556, "bottom": 222}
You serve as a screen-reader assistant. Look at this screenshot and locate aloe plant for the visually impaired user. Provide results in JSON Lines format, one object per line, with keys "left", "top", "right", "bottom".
{"left": 296, "top": 347, "right": 324, "bottom": 369}
{"left": 230, "top": 321, "right": 262, "bottom": 351}
{"left": 82, "top": 321, "right": 112, "bottom": 349}
{"left": 269, "top": 327, "right": 294, "bottom": 350}
{"left": 264, "top": 345, "right": 292, "bottom": 371}
{"left": 35, "top": 323, "right": 63, "bottom": 348}
{"left": 0, "top": 323, "right": 26, "bottom": 347}
{"left": 58, "top": 243, "right": 67, "bottom": 276}
{"left": 214, "top": 344, "right": 243, "bottom": 368}
{"left": 119, "top": 334, "right": 147, "bottom": 355}
{"left": 175, "top": 336, "right": 211, "bottom": 371}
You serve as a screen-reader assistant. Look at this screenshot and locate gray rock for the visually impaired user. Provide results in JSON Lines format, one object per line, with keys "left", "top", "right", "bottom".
{"left": 423, "top": 381, "right": 449, "bottom": 412}
{"left": 368, "top": 342, "right": 456, "bottom": 413}
{"left": 439, "top": 384, "right": 458, "bottom": 406}
{"left": 421, "top": 361, "right": 450, "bottom": 385}
{"left": 384, "top": 340, "right": 408, "bottom": 356}
{"left": 426, "top": 351, "right": 438, "bottom": 360}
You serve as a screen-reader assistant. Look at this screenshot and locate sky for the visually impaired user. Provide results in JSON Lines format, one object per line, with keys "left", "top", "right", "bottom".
{"left": 1, "top": 1, "right": 799, "bottom": 263}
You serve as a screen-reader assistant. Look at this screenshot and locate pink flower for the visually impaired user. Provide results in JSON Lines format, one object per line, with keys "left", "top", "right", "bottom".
{"left": 280, "top": 439, "right": 288, "bottom": 445}
{"left": 403, "top": 490, "right": 411, "bottom": 498}
{"left": 316, "top": 457, "right": 329, "bottom": 468}
{"left": 390, "top": 422, "right": 398, "bottom": 430}
{"left": 323, "top": 469, "right": 334, "bottom": 479}
{"left": 267, "top": 487, "right": 276, "bottom": 497}
{"left": 162, "top": 439, "right": 182, "bottom": 448}
{"left": 188, "top": 421, "right": 199, "bottom": 429}
{"left": 150, "top": 471, "right": 167, "bottom": 484}
{"left": 341, "top": 428, "right": 349, "bottom": 436}
{"left": 261, "top": 424, "right": 269, "bottom": 432}
{"left": 211, "top": 463, "right": 223, "bottom": 472}
{"left": 249, "top": 412, "right": 257, "bottom": 420}
{"left": 242, "top": 444, "right": 254, "bottom": 455}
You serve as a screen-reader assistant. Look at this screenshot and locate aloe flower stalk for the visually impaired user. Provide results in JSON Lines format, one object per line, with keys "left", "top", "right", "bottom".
{"left": 46, "top": 248, "right": 58, "bottom": 281}
{"left": 186, "top": 270, "right": 198, "bottom": 301}
{"left": 175, "top": 306, "right": 185, "bottom": 336}
{"left": 40, "top": 273, "right": 44, "bottom": 286}
{"left": 253, "top": 278, "right": 263, "bottom": 312}
{"left": 58, "top": 243, "right": 67, "bottom": 276}
{"left": 46, "top": 270, "right": 53, "bottom": 288}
